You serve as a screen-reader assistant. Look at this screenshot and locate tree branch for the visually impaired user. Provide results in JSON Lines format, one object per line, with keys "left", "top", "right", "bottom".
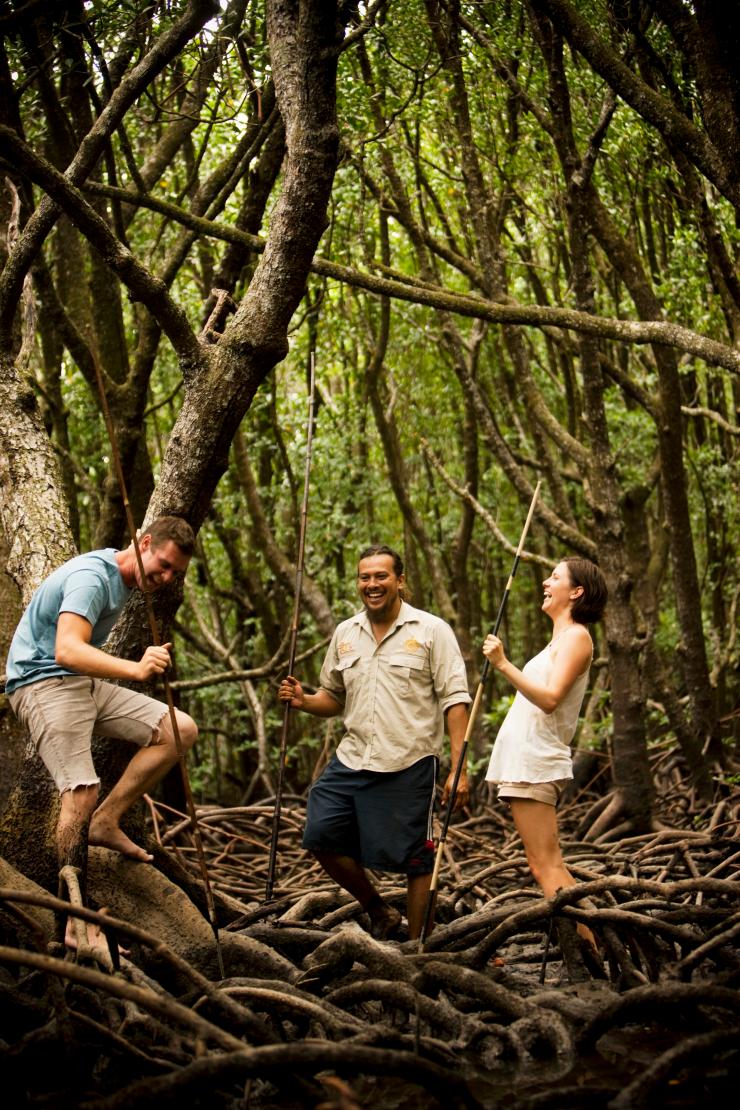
{"left": 420, "top": 438, "right": 553, "bottom": 569}
{"left": 0, "top": 126, "right": 200, "bottom": 367}
{"left": 0, "top": 0, "right": 219, "bottom": 343}
{"left": 80, "top": 180, "right": 740, "bottom": 375}
{"left": 529, "top": 0, "right": 740, "bottom": 210}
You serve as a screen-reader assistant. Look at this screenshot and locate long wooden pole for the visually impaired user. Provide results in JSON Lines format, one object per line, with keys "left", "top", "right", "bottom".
{"left": 265, "top": 352, "right": 317, "bottom": 901}
{"left": 91, "top": 356, "right": 225, "bottom": 978}
{"left": 418, "top": 481, "right": 542, "bottom": 949}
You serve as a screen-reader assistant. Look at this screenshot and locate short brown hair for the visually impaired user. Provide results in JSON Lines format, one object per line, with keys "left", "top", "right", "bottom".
{"left": 562, "top": 557, "right": 607, "bottom": 624}
{"left": 141, "top": 516, "right": 195, "bottom": 556}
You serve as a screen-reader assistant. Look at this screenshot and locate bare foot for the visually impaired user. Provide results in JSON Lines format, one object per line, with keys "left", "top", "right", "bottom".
{"left": 366, "top": 898, "right": 402, "bottom": 941}
{"left": 65, "top": 912, "right": 91, "bottom": 953}
{"left": 64, "top": 912, "right": 129, "bottom": 963}
{"left": 89, "top": 818, "right": 153, "bottom": 862}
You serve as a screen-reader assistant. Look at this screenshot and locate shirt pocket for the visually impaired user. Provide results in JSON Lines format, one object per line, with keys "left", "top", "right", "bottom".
{"left": 335, "top": 652, "right": 364, "bottom": 694}
{"left": 387, "top": 651, "right": 427, "bottom": 697}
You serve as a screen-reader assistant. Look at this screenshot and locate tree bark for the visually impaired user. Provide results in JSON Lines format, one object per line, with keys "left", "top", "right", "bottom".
{"left": 0, "top": 0, "right": 347, "bottom": 888}
{"left": 232, "top": 429, "right": 335, "bottom": 640}
{"left": 585, "top": 188, "right": 721, "bottom": 780}
{"left": 532, "top": 8, "right": 653, "bottom": 828}
{"left": 530, "top": 0, "right": 740, "bottom": 211}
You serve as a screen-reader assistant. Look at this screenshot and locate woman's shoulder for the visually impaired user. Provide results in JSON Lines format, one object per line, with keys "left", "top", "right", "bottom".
{"left": 552, "top": 623, "right": 593, "bottom": 660}
{"left": 564, "top": 622, "right": 593, "bottom": 644}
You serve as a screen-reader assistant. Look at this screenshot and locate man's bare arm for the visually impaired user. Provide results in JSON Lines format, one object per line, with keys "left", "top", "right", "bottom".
{"left": 55, "top": 612, "right": 171, "bottom": 682}
{"left": 277, "top": 674, "right": 342, "bottom": 717}
{"left": 441, "top": 702, "right": 470, "bottom": 809}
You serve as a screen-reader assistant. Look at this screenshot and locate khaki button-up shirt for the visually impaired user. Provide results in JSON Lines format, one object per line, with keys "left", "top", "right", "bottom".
{"left": 319, "top": 601, "right": 471, "bottom": 772}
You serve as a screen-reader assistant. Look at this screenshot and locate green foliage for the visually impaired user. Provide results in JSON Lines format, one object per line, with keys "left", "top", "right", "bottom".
{"left": 6, "top": 0, "right": 738, "bottom": 803}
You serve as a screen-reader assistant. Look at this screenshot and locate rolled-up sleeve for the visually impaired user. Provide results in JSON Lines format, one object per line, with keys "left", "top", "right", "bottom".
{"left": 430, "top": 623, "right": 472, "bottom": 713}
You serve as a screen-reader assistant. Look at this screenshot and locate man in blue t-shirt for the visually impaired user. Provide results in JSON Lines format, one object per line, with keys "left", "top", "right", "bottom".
{"left": 6, "top": 516, "right": 198, "bottom": 885}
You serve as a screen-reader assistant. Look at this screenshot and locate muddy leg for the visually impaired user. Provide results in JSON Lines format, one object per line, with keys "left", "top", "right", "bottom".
{"left": 312, "top": 851, "right": 402, "bottom": 938}
{"left": 89, "top": 709, "right": 197, "bottom": 861}
{"left": 55, "top": 784, "right": 98, "bottom": 946}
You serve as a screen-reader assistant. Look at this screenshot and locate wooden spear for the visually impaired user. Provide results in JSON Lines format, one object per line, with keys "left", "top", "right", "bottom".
{"left": 418, "top": 480, "right": 542, "bottom": 949}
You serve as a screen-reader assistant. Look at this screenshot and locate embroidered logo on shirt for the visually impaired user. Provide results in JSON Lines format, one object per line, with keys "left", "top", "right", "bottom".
{"left": 338, "top": 640, "right": 354, "bottom": 656}
{"left": 404, "top": 637, "right": 422, "bottom": 653}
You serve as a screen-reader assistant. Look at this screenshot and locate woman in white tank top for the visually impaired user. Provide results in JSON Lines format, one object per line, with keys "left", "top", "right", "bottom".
{"left": 483, "top": 557, "right": 607, "bottom": 948}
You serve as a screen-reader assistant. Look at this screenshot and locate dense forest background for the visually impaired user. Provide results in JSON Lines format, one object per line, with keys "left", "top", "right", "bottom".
{"left": 0, "top": 0, "right": 738, "bottom": 842}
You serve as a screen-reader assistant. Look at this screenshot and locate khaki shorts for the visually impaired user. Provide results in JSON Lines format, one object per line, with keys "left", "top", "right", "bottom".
{"left": 9, "top": 675, "right": 168, "bottom": 794}
{"left": 497, "top": 779, "right": 570, "bottom": 807}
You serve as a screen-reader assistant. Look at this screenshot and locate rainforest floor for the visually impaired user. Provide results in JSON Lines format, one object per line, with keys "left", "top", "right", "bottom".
{"left": 1, "top": 772, "right": 738, "bottom": 1108}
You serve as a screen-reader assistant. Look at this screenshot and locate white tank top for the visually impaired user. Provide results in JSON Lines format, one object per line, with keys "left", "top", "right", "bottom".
{"left": 485, "top": 642, "right": 591, "bottom": 784}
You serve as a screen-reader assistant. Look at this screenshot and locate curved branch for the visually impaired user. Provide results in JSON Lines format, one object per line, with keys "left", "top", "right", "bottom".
{"left": 682, "top": 405, "right": 740, "bottom": 436}
{"left": 0, "top": 126, "right": 200, "bottom": 367}
{"left": 82, "top": 180, "right": 740, "bottom": 374}
{"left": 0, "top": 0, "right": 219, "bottom": 343}
{"left": 529, "top": 0, "right": 740, "bottom": 210}
{"left": 420, "top": 438, "right": 554, "bottom": 569}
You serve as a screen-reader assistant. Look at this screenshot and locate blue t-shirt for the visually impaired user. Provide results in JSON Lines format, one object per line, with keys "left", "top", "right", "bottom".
{"left": 5, "top": 549, "right": 131, "bottom": 694}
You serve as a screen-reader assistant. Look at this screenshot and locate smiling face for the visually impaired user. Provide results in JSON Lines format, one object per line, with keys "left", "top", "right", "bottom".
{"left": 136, "top": 536, "right": 191, "bottom": 592}
{"left": 542, "top": 561, "right": 583, "bottom": 620}
{"left": 357, "top": 553, "right": 405, "bottom": 624}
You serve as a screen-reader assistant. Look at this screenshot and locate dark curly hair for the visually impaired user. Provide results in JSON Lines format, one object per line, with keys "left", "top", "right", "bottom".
{"left": 358, "top": 544, "right": 404, "bottom": 578}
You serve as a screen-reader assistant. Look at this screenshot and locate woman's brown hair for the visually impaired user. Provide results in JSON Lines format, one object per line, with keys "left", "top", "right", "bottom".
{"left": 562, "top": 557, "right": 608, "bottom": 624}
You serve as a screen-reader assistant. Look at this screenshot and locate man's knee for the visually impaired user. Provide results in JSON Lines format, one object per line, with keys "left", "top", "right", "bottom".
{"left": 157, "top": 710, "right": 198, "bottom": 752}
{"left": 177, "top": 712, "right": 198, "bottom": 751}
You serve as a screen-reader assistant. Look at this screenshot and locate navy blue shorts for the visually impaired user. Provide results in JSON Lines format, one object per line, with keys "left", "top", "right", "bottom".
{"left": 303, "top": 755, "right": 438, "bottom": 876}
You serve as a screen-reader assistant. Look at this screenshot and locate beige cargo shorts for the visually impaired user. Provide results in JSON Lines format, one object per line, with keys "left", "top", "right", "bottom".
{"left": 9, "top": 675, "right": 168, "bottom": 793}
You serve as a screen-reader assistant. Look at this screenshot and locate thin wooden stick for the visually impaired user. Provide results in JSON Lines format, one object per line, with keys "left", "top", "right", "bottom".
{"left": 91, "top": 355, "right": 225, "bottom": 978}
{"left": 265, "top": 352, "right": 318, "bottom": 901}
{"left": 418, "top": 481, "right": 542, "bottom": 949}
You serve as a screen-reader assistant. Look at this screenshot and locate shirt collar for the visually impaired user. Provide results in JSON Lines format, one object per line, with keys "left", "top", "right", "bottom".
{"left": 352, "top": 599, "right": 414, "bottom": 638}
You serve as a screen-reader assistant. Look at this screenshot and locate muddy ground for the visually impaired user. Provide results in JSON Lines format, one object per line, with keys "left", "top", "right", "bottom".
{"left": 1, "top": 790, "right": 738, "bottom": 1108}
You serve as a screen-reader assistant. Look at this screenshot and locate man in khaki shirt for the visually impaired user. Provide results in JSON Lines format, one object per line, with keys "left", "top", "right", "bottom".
{"left": 279, "top": 544, "right": 471, "bottom": 940}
